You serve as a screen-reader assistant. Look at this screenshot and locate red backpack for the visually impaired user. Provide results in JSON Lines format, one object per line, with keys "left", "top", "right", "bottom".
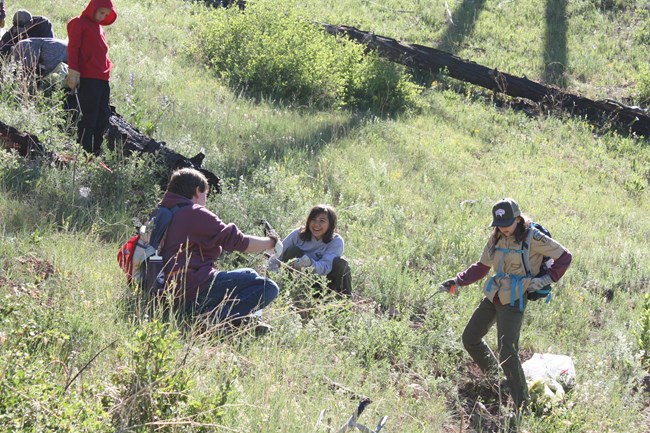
{"left": 117, "top": 203, "right": 189, "bottom": 291}
{"left": 117, "top": 234, "right": 140, "bottom": 282}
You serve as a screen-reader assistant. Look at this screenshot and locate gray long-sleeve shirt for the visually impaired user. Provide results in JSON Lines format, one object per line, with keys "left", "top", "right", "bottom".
{"left": 269, "top": 227, "right": 344, "bottom": 275}
{"left": 12, "top": 38, "right": 67, "bottom": 76}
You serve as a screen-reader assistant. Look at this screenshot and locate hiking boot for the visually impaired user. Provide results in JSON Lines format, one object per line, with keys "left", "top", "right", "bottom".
{"left": 253, "top": 321, "right": 273, "bottom": 337}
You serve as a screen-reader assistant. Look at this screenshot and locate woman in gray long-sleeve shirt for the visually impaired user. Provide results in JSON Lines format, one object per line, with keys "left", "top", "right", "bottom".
{"left": 271, "top": 204, "right": 352, "bottom": 296}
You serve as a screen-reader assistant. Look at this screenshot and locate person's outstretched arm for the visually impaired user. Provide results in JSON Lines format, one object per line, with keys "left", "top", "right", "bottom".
{"left": 244, "top": 235, "right": 278, "bottom": 254}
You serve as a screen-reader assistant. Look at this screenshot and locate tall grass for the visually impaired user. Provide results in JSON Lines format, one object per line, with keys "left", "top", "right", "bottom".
{"left": 0, "top": 0, "right": 649, "bottom": 431}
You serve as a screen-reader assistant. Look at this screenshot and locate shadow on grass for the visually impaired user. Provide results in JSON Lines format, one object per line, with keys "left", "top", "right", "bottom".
{"left": 217, "top": 110, "right": 369, "bottom": 180}
{"left": 544, "top": 0, "right": 568, "bottom": 87}
{"left": 438, "top": 0, "right": 487, "bottom": 54}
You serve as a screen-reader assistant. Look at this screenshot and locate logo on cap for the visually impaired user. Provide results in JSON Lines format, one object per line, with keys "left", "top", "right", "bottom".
{"left": 495, "top": 209, "right": 505, "bottom": 217}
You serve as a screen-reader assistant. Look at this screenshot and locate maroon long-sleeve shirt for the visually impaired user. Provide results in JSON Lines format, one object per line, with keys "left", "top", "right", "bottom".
{"left": 159, "top": 192, "right": 250, "bottom": 302}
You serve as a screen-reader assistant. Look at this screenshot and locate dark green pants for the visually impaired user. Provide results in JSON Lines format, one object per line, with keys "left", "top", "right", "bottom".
{"left": 462, "top": 296, "right": 529, "bottom": 409}
{"left": 282, "top": 246, "right": 352, "bottom": 296}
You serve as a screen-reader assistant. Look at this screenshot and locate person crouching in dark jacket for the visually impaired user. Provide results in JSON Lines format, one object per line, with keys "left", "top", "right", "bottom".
{"left": 0, "top": 9, "right": 54, "bottom": 55}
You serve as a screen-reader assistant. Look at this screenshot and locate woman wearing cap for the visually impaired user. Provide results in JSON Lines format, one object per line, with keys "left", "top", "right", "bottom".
{"left": 440, "top": 198, "right": 572, "bottom": 411}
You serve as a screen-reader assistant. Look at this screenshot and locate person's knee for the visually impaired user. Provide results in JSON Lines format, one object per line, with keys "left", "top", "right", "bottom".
{"left": 498, "top": 342, "right": 519, "bottom": 367}
{"left": 260, "top": 279, "right": 279, "bottom": 307}
{"left": 332, "top": 256, "right": 350, "bottom": 273}
{"left": 462, "top": 327, "right": 479, "bottom": 350}
{"left": 328, "top": 257, "right": 352, "bottom": 295}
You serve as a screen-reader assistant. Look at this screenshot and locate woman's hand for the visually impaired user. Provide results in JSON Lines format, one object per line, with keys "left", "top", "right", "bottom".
{"left": 290, "top": 255, "right": 312, "bottom": 270}
{"left": 439, "top": 278, "right": 459, "bottom": 295}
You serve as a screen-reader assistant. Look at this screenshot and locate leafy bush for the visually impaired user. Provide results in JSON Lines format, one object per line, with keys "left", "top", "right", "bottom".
{"left": 190, "top": 0, "right": 421, "bottom": 114}
{"left": 0, "top": 293, "right": 110, "bottom": 432}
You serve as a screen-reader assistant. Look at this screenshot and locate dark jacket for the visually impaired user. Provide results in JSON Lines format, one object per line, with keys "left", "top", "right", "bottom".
{"left": 159, "top": 192, "right": 250, "bottom": 302}
{"left": 0, "top": 16, "right": 55, "bottom": 55}
{"left": 66, "top": 0, "right": 117, "bottom": 80}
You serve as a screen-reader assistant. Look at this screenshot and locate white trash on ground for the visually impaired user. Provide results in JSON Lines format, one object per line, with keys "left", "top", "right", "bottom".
{"left": 523, "top": 353, "right": 576, "bottom": 408}
{"left": 522, "top": 353, "right": 576, "bottom": 388}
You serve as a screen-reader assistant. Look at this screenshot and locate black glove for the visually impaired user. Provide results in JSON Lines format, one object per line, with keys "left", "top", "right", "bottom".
{"left": 440, "top": 278, "right": 459, "bottom": 296}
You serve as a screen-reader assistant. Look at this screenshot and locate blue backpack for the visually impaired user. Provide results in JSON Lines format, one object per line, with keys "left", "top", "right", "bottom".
{"left": 133, "top": 203, "right": 190, "bottom": 294}
{"left": 485, "top": 222, "right": 554, "bottom": 311}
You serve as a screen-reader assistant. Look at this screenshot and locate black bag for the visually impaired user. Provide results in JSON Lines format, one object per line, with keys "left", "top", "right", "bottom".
{"left": 522, "top": 223, "right": 554, "bottom": 302}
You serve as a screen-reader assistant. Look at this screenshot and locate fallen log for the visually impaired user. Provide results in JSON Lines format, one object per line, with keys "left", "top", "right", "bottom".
{"left": 0, "top": 110, "right": 221, "bottom": 192}
{"left": 106, "top": 108, "right": 221, "bottom": 192}
{"left": 0, "top": 119, "right": 48, "bottom": 159}
{"left": 321, "top": 23, "right": 650, "bottom": 137}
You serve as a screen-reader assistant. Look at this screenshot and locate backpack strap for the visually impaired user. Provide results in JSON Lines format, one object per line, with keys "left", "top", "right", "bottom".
{"left": 484, "top": 246, "right": 527, "bottom": 312}
{"left": 157, "top": 203, "right": 190, "bottom": 251}
{"left": 522, "top": 223, "right": 553, "bottom": 304}
{"left": 521, "top": 224, "right": 535, "bottom": 277}
{"left": 149, "top": 202, "right": 191, "bottom": 251}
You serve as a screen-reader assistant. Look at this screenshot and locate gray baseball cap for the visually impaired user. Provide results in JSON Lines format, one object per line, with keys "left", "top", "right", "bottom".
{"left": 491, "top": 198, "right": 521, "bottom": 227}
{"left": 13, "top": 9, "right": 32, "bottom": 28}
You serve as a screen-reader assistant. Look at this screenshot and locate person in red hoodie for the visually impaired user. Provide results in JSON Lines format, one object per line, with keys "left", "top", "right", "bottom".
{"left": 66, "top": 0, "right": 116, "bottom": 155}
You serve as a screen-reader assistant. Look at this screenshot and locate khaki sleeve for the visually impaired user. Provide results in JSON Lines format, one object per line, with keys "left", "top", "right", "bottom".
{"left": 478, "top": 238, "right": 497, "bottom": 268}
{"left": 531, "top": 231, "right": 567, "bottom": 259}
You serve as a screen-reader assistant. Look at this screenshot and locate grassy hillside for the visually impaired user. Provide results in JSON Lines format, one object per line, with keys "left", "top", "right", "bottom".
{"left": 1, "top": 0, "right": 650, "bottom": 432}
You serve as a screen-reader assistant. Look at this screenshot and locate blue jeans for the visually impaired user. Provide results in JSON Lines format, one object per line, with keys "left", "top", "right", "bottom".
{"left": 185, "top": 268, "right": 279, "bottom": 324}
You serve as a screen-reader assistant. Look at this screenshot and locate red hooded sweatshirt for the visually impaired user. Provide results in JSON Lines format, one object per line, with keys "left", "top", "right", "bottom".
{"left": 67, "top": 0, "right": 117, "bottom": 80}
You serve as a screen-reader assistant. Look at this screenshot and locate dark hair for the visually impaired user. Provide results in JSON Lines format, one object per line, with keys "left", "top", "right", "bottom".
{"left": 166, "top": 168, "right": 208, "bottom": 199}
{"left": 490, "top": 213, "right": 532, "bottom": 245}
{"left": 299, "top": 204, "right": 337, "bottom": 243}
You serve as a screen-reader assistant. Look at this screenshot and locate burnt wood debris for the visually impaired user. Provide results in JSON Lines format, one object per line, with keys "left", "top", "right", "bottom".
{"left": 0, "top": 107, "right": 221, "bottom": 193}
{"left": 320, "top": 24, "right": 649, "bottom": 137}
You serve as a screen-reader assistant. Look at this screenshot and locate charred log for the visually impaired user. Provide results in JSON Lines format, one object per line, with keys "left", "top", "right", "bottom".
{"left": 106, "top": 108, "right": 221, "bottom": 192}
{"left": 321, "top": 24, "right": 650, "bottom": 137}
{"left": 0, "top": 119, "right": 48, "bottom": 159}
{"left": 1, "top": 109, "right": 221, "bottom": 192}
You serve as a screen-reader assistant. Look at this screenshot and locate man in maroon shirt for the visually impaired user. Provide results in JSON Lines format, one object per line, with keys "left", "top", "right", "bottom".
{"left": 159, "top": 168, "right": 281, "bottom": 326}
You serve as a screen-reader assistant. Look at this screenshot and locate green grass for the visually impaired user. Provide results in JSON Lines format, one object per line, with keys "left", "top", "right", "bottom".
{"left": 1, "top": 0, "right": 649, "bottom": 431}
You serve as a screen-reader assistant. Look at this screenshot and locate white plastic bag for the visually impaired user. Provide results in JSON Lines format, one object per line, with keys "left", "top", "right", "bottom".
{"left": 522, "top": 353, "right": 576, "bottom": 389}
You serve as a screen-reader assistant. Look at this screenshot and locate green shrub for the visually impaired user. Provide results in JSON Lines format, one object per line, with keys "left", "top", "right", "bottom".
{"left": 190, "top": 0, "right": 421, "bottom": 114}
{"left": 0, "top": 294, "right": 110, "bottom": 432}
{"left": 105, "top": 319, "right": 236, "bottom": 431}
